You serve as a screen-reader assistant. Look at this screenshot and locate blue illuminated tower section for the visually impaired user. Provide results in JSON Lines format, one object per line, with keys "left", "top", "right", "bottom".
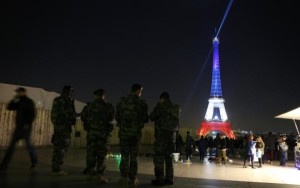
{"left": 204, "top": 37, "right": 228, "bottom": 122}
{"left": 210, "top": 37, "right": 222, "bottom": 97}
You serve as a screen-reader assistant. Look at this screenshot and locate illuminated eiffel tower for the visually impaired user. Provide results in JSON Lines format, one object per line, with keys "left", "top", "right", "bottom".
{"left": 197, "top": 37, "right": 235, "bottom": 139}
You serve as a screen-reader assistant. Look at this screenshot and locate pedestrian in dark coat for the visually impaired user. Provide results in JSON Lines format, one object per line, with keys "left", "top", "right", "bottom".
{"left": 0, "top": 87, "right": 37, "bottom": 171}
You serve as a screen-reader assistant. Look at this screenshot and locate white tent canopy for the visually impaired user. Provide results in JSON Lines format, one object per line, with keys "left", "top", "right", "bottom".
{"left": 0, "top": 83, "right": 85, "bottom": 112}
{"left": 275, "top": 107, "right": 300, "bottom": 135}
{"left": 275, "top": 107, "right": 300, "bottom": 120}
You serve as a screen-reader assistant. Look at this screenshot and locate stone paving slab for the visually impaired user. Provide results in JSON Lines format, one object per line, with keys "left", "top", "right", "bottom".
{"left": 1, "top": 147, "right": 300, "bottom": 188}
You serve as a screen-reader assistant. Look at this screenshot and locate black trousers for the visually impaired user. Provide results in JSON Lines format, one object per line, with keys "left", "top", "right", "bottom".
{"left": 0, "top": 128, "right": 37, "bottom": 168}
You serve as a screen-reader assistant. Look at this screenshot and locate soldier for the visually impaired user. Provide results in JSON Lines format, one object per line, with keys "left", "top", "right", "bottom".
{"left": 150, "top": 92, "right": 180, "bottom": 186}
{"left": 51, "top": 85, "right": 77, "bottom": 176}
{"left": 0, "top": 87, "right": 37, "bottom": 171}
{"left": 80, "top": 89, "right": 115, "bottom": 183}
{"left": 115, "top": 84, "right": 149, "bottom": 186}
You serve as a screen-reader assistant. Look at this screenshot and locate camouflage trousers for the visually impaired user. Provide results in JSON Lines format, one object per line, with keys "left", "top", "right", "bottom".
{"left": 86, "top": 130, "right": 110, "bottom": 175}
{"left": 51, "top": 132, "right": 71, "bottom": 172}
{"left": 153, "top": 139, "right": 175, "bottom": 181}
{"left": 119, "top": 135, "right": 141, "bottom": 179}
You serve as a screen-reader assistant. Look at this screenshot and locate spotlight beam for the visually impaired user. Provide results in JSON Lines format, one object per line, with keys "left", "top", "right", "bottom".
{"left": 215, "top": 0, "right": 234, "bottom": 38}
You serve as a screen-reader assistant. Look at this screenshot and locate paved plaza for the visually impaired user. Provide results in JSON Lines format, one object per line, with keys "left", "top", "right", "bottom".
{"left": 1, "top": 146, "right": 300, "bottom": 188}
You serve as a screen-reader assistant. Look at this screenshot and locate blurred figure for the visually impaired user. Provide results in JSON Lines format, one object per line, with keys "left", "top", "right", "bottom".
{"left": 175, "top": 132, "right": 184, "bottom": 157}
{"left": 213, "top": 133, "right": 222, "bottom": 163}
{"left": 51, "top": 85, "right": 77, "bottom": 176}
{"left": 185, "top": 131, "right": 194, "bottom": 161}
{"left": 256, "top": 136, "right": 265, "bottom": 168}
{"left": 243, "top": 134, "right": 256, "bottom": 169}
{"left": 197, "top": 136, "right": 208, "bottom": 162}
{"left": 0, "top": 87, "right": 37, "bottom": 171}
{"left": 278, "top": 136, "right": 289, "bottom": 167}
{"left": 227, "top": 138, "right": 235, "bottom": 158}
{"left": 150, "top": 92, "right": 180, "bottom": 186}
{"left": 207, "top": 136, "right": 214, "bottom": 161}
{"left": 81, "top": 89, "right": 115, "bottom": 183}
{"left": 216, "top": 134, "right": 227, "bottom": 165}
{"left": 116, "top": 84, "right": 149, "bottom": 186}
{"left": 265, "top": 131, "right": 276, "bottom": 164}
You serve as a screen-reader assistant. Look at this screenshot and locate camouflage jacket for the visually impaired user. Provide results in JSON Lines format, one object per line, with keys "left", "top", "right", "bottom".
{"left": 51, "top": 96, "right": 76, "bottom": 133}
{"left": 150, "top": 99, "right": 180, "bottom": 141}
{"left": 116, "top": 94, "right": 149, "bottom": 137}
{"left": 81, "top": 98, "right": 115, "bottom": 135}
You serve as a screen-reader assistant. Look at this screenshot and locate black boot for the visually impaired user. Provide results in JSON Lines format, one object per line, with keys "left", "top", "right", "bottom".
{"left": 151, "top": 179, "right": 164, "bottom": 186}
{"left": 258, "top": 158, "right": 262, "bottom": 168}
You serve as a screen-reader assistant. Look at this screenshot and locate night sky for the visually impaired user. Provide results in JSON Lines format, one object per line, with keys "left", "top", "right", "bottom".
{"left": 1, "top": 0, "right": 300, "bottom": 133}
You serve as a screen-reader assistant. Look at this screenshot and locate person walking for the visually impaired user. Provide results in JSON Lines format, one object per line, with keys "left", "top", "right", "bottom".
{"left": 0, "top": 87, "right": 37, "bottom": 171}
{"left": 51, "top": 85, "right": 77, "bottom": 176}
{"left": 116, "top": 84, "right": 149, "bottom": 186}
{"left": 80, "top": 89, "right": 115, "bottom": 183}
{"left": 150, "top": 92, "right": 180, "bottom": 186}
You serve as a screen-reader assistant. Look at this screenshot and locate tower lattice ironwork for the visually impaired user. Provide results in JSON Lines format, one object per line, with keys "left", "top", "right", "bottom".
{"left": 197, "top": 37, "right": 235, "bottom": 139}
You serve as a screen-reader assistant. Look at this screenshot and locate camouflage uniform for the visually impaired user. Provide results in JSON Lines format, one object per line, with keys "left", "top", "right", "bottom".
{"left": 115, "top": 93, "right": 149, "bottom": 182}
{"left": 81, "top": 98, "right": 114, "bottom": 176}
{"left": 150, "top": 98, "right": 180, "bottom": 185}
{"left": 51, "top": 88, "right": 76, "bottom": 173}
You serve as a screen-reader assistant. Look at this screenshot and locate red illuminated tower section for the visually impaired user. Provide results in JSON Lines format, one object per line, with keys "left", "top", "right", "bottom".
{"left": 197, "top": 37, "right": 235, "bottom": 139}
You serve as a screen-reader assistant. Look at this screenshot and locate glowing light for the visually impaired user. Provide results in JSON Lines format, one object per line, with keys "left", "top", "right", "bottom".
{"left": 210, "top": 38, "right": 222, "bottom": 97}
{"left": 197, "top": 121, "right": 236, "bottom": 139}
{"left": 205, "top": 97, "right": 228, "bottom": 122}
{"left": 198, "top": 0, "right": 236, "bottom": 138}
{"left": 215, "top": 0, "right": 234, "bottom": 38}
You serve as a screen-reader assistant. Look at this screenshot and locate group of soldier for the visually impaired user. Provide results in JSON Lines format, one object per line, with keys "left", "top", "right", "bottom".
{"left": 0, "top": 83, "right": 181, "bottom": 187}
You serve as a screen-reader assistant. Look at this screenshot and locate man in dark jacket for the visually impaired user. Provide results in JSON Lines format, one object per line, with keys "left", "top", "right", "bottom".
{"left": 0, "top": 87, "right": 37, "bottom": 171}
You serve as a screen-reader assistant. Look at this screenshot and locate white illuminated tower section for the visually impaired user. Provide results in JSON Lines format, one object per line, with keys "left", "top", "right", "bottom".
{"left": 205, "top": 37, "right": 228, "bottom": 122}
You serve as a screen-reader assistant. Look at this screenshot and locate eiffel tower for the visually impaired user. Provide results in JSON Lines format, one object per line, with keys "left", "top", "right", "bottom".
{"left": 197, "top": 37, "right": 235, "bottom": 139}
